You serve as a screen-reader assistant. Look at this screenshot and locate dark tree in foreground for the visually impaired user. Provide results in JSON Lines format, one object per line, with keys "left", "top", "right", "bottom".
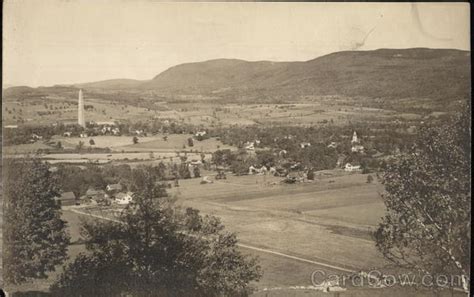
{"left": 375, "top": 106, "right": 471, "bottom": 291}
{"left": 132, "top": 136, "right": 139, "bottom": 144}
{"left": 51, "top": 168, "right": 261, "bottom": 296}
{"left": 3, "top": 159, "right": 70, "bottom": 284}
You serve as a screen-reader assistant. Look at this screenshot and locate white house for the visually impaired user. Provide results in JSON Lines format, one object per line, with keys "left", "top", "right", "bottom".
{"left": 248, "top": 165, "right": 267, "bottom": 175}
{"left": 344, "top": 163, "right": 361, "bottom": 172}
{"left": 245, "top": 142, "right": 255, "bottom": 150}
{"left": 115, "top": 192, "right": 133, "bottom": 205}
{"left": 31, "top": 133, "right": 43, "bottom": 141}
{"left": 327, "top": 142, "right": 338, "bottom": 149}
{"left": 106, "top": 183, "right": 123, "bottom": 192}
{"left": 111, "top": 127, "right": 120, "bottom": 135}
{"left": 351, "top": 145, "right": 364, "bottom": 153}
{"left": 300, "top": 142, "right": 311, "bottom": 148}
{"left": 63, "top": 131, "right": 72, "bottom": 137}
{"left": 195, "top": 131, "right": 207, "bottom": 137}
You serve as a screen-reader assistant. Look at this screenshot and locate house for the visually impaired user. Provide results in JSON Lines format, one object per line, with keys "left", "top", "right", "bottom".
{"left": 195, "top": 131, "right": 207, "bottom": 137}
{"left": 248, "top": 165, "right": 267, "bottom": 175}
{"left": 48, "top": 166, "right": 59, "bottom": 173}
{"left": 82, "top": 188, "right": 109, "bottom": 205}
{"left": 327, "top": 142, "right": 338, "bottom": 149}
{"left": 85, "top": 188, "right": 106, "bottom": 200}
{"left": 4, "top": 125, "right": 18, "bottom": 129}
{"left": 351, "top": 145, "right": 364, "bottom": 153}
{"left": 300, "top": 142, "right": 311, "bottom": 148}
{"left": 80, "top": 133, "right": 88, "bottom": 138}
{"left": 245, "top": 142, "right": 255, "bottom": 151}
{"left": 106, "top": 183, "right": 123, "bottom": 192}
{"left": 344, "top": 163, "right": 361, "bottom": 172}
{"left": 111, "top": 127, "right": 120, "bottom": 135}
{"left": 55, "top": 191, "right": 77, "bottom": 206}
{"left": 101, "top": 126, "right": 111, "bottom": 134}
{"left": 31, "top": 133, "right": 43, "bottom": 141}
{"left": 290, "top": 162, "right": 303, "bottom": 171}
{"left": 189, "top": 159, "right": 202, "bottom": 166}
{"left": 63, "top": 131, "right": 72, "bottom": 137}
{"left": 115, "top": 192, "right": 133, "bottom": 205}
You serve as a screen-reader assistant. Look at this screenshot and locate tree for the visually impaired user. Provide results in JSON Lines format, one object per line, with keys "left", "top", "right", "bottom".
{"left": 3, "top": 159, "right": 70, "bottom": 284}
{"left": 188, "top": 137, "right": 194, "bottom": 147}
{"left": 56, "top": 141, "right": 62, "bottom": 149}
{"left": 374, "top": 106, "right": 471, "bottom": 291}
{"left": 178, "top": 163, "right": 191, "bottom": 179}
{"left": 133, "top": 136, "right": 139, "bottom": 144}
{"left": 89, "top": 138, "right": 95, "bottom": 146}
{"left": 51, "top": 168, "right": 261, "bottom": 296}
{"left": 193, "top": 166, "right": 201, "bottom": 178}
{"left": 366, "top": 174, "right": 373, "bottom": 184}
{"left": 76, "top": 141, "right": 84, "bottom": 151}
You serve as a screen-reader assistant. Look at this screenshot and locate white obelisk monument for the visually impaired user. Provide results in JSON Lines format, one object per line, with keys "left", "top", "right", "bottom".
{"left": 78, "top": 89, "right": 85, "bottom": 127}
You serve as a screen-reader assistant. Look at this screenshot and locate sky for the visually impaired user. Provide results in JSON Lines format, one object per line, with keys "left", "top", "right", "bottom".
{"left": 3, "top": 1, "right": 470, "bottom": 87}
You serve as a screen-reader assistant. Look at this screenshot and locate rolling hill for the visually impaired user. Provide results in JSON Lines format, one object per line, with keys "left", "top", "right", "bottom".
{"left": 140, "top": 48, "right": 470, "bottom": 100}
{"left": 75, "top": 78, "right": 145, "bottom": 90}
{"left": 4, "top": 48, "right": 470, "bottom": 102}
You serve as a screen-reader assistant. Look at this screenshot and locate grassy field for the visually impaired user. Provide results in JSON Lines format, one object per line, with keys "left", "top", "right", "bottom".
{"left": 4, "top": 96, "right": 424, "bottom": 129}
{"left": 4, "top": 134, "right": 235, "bottom": 165}
{"left": 54, "top": 134, "right": 235, "bottom": 153}
{"left": 169, "top": 172, "right": 388, "bottom": 273}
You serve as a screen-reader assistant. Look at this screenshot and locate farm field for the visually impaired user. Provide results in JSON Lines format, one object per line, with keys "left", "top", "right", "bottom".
{"left": 4, "top": 134, "right": 235, "bottom": 165}
{"left": 2, "top": 141, "right": 53, "bottom": 154}
{"left": 7, "top": 152, "right": 210, "bottom": 165}
{"left": 4, "top": 96, "right": 424, "bottom": 128}
{"left": 53, "top": 134, "right": 235, "bottom": 152}
{"left": 2, "top": 97, "right": 157, "bottom": 126}
{"left": 169, "top": 172, "right": 388, "bottom": 273}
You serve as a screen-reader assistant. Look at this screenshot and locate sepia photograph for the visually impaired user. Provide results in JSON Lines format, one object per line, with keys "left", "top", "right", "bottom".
{"left": 1, "top": 1, "right": 471, "bottom": 296}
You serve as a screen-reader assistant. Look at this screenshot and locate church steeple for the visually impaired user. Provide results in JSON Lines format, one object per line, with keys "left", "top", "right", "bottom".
{"left": 351, "top": 131, "right": 358, "bottom": 143}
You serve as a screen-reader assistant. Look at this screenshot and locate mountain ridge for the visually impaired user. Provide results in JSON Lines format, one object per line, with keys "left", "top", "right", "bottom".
{"left": 4, "top": 48, "right": 470, "bottom": 101}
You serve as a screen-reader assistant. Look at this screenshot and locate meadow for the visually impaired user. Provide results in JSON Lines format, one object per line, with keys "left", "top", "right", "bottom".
{"left": 170, "top": 172, "right": 387, "bottom": 273}
{"left": 3, "top": 94, "right": 424, "bottom": 130}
